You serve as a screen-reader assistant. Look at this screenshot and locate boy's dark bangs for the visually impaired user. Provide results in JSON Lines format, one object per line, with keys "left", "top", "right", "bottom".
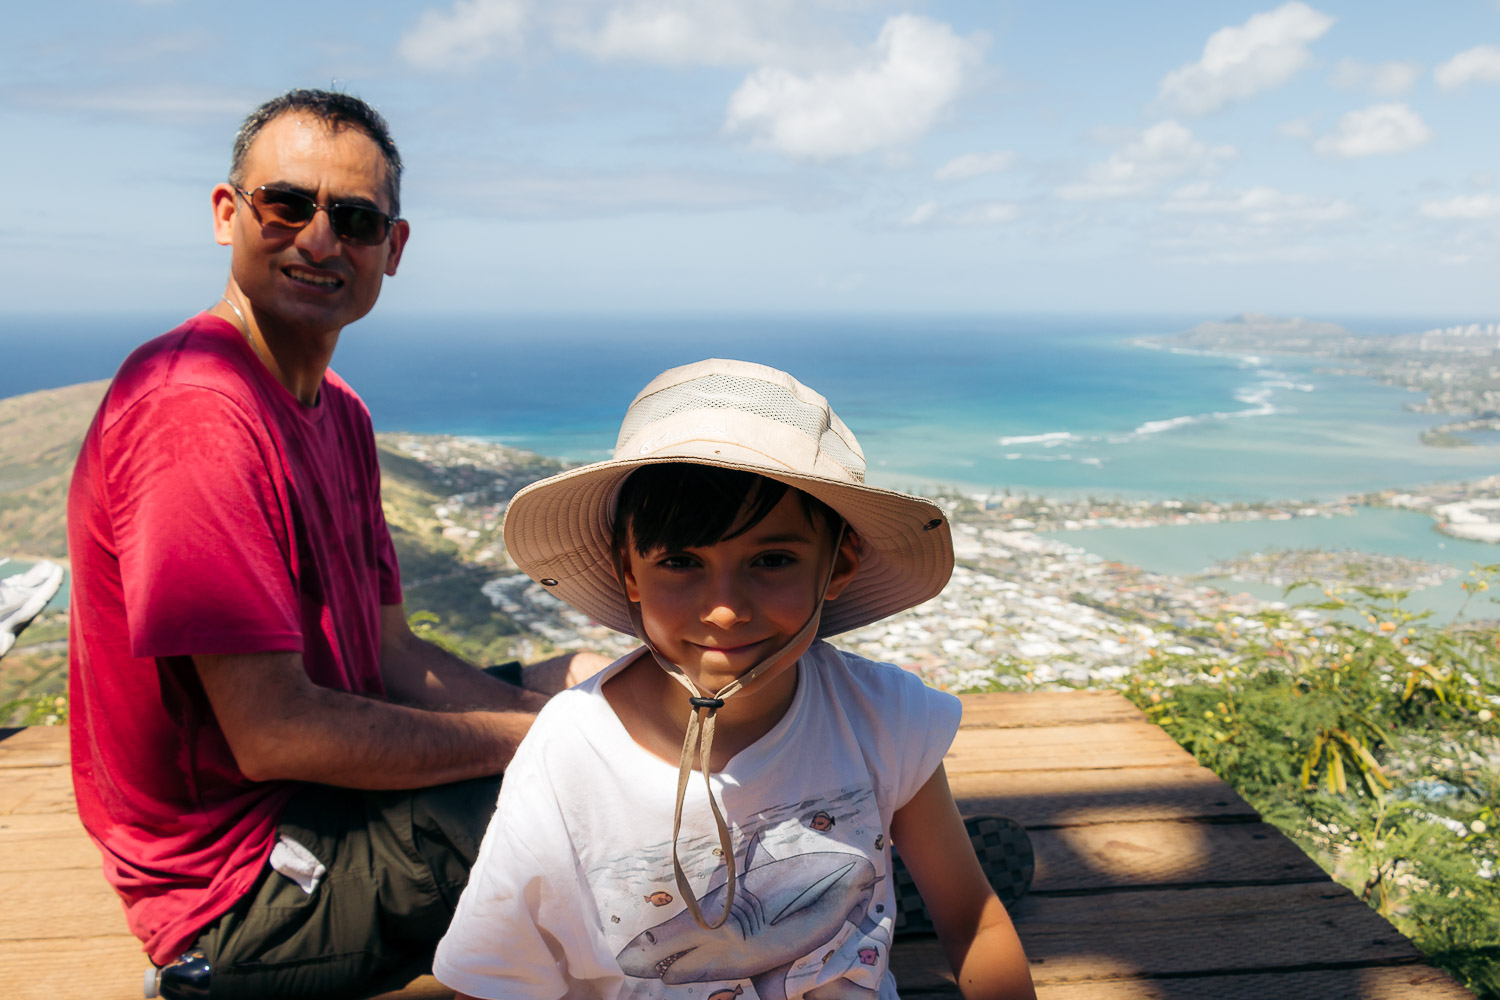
{"left": 614, "top": 464, "right": 840, "bottom": 556}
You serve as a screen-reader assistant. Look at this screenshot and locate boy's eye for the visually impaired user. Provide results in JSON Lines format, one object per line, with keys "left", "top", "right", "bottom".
{"left": 754, "top": 553, "right": 797, "bottom": 568}
{"left": 657, "top": 554, "right": 699, "bottom": 569}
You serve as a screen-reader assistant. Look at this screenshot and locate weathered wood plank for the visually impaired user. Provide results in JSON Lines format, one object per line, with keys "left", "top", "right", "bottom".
{"left": 1028, "top": 819, "right": 1328, "bottom": 892}
{"left": 958, "top": 691, "right": 1146, "bottom": 729}
{"left": 892, "top": 882, "right": 1422, "bottom": 988}
{"left": 367, "top": 974, "right": 451, "bottom": 999}
{"left": 1034, "top": 965, "right": 1474, "bottom": 1000}
{"left": 0, "top": 691, "right": 1465, "bottom": 1000}
{"left": 946, "top": 721, "right": 1191, "bottom": 774}
{"left": 0, "top": 935, "right": 147, "bottom": 1000}
{"left": 0, "top": 811, "right": 102, "bottom": 872}
{"left": 949, "top": 765, "right": 1258, "bottom": 827}
{"left": 0, "top": 765, "right": 75, "bottom": 815}
{"left": 0, "top": 725, "right": 66, "bottom": 769}
{"left": 0, "top": 866, "right": 130, "bottom": 942}
{"left": 902, "top": 965, "right": 1473, "bottom": 1000}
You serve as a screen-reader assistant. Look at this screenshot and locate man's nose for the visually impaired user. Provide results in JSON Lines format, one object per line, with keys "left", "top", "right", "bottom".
{"left": 294, "top": 206, "right": 342, "bottom": 260}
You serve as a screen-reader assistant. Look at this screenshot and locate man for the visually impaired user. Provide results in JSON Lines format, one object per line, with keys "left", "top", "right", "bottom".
{"left": 67, "top": 89, "right": 605, "bottom": 998}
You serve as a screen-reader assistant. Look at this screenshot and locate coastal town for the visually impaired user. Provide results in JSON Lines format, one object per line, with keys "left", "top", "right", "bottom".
{"left": 374, "top": 433, "right": 1499, "bottom": 695}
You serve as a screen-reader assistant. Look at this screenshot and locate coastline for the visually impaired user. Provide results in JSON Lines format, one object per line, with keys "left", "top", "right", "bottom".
{"left": 368, "top": 434, "right": 1498, "bottom": 694}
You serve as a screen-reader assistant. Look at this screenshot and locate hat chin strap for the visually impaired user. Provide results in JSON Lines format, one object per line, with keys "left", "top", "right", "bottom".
{"left": 611, "top": 524, "right": 846, "bottom": 931}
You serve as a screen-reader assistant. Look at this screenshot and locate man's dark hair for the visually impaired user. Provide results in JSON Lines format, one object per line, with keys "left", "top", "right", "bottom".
{"left": 612, "top": 464, "right": 843, "bottom": 558}
{"left": 229, "top": 88, "right": 404, "bottom": 216}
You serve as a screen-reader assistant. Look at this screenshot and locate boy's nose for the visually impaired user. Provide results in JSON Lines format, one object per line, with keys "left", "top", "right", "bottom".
{"left": 702, "top": 603, "right": 750, "bottom": 629}
{"left": 701, "top": 575, "right": 751, "bottom": 629}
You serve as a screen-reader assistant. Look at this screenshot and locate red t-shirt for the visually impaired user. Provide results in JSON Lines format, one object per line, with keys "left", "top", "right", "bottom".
{"left": 67, "top": 313, "right": 402, "bottom": 964}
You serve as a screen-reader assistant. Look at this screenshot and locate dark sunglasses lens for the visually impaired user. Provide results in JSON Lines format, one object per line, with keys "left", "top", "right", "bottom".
{"left": 252, "top": 188, "right": 317, "bottom": 226}
{"left": 330, "top": 206, "right": 389, "bottom": 245}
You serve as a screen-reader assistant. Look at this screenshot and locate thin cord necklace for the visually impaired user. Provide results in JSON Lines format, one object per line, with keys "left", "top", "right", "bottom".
{"left": 220, "top": 296, "right": 268, "bottom": 368}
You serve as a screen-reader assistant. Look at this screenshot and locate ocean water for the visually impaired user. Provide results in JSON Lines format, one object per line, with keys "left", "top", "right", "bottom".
{"left": 1043, "top": 507, "right": 1500, "bottom": 622}
{"left": 334, "top": 313, "right": 1499, "bottom": 502}
{"left": 3, "top": 311, "right": 1497, "bottom": 503}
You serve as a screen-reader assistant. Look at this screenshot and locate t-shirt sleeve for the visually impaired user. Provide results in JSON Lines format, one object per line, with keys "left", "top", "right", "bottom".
{"left": 103, "top": 385, "right": 302, "bottom": 658}
{"left": 891, "top": 668, "right": 963, "bottom": 810}
{"left": 836, "top": 649, "right": 962, "bottom": 813}
{"left": 434, "top": 707, "right": 621, "bottom": 1000}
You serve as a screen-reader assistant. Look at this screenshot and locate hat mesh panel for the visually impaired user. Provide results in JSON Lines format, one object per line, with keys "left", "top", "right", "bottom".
{"left": 617, "top": 375, "right": 865, "bottom": 481}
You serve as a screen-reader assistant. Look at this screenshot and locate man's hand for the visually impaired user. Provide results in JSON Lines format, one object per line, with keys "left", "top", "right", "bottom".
{"left": 378, "top": 605, "right": 550, "bottom": 712}
{"left": 377, "top": 606, "right": 612, "bottom": 704}
{"left": 515, "top": 651, "right": 614, "bottom": 696}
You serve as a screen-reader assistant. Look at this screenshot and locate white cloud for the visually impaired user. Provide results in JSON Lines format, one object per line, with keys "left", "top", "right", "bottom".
{"left": 1158, "top": 2, "right": 1334, "bottom": 115}
{"left": 1278, "top": 115, "right": 1316, "bottom": 138}
{"left": 398, "top": 0, "right": 527, "bottom": 71}
{"left": 1435, "top": 45, "right": 1500, "bottom": 90}
{"left": 1056, "top": 121, "right": 1236, "bottom": 201}
{"left": 1164, "top": 184, "right": 1357, "bottom": 226}
{"left": 724, "top": 15, "right": 982, "bottom": 161}
{"left": 934, "top": 151, "right": 1015, "bottom": 181}
{"left": 1419, "top": 194, "right": 1500, "bottom": 220}
{"left": 1314, "top": 103, "right": 1432, "bottom": 158}
{"left": 898, "top": 199, "right": 1017, "bottom": 227}
{"left": 903, "top": 201, "right": 939, "bottom": 226}
{"left": 953, "top": 201, "right": 1019, "bottom": 225}
{"left": 1330, "top": 58, "right": 1420, "bottom": 96}
{"left": 562, "top": 0, "right": 821, "bottom": 67}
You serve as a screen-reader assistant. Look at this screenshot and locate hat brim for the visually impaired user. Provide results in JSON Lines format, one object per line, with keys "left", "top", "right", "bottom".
{"left": 502, "top": 456, "right": 954, "bottom": 638}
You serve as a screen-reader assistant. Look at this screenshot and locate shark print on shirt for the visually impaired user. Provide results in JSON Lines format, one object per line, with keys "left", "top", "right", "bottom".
{"left": 593, "top": 785, "right": 893, "bottom": 1000}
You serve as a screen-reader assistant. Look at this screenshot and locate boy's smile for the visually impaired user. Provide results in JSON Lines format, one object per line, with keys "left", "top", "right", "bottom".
{"left": 622, "top": 491, "right": 860, "bottom": 699}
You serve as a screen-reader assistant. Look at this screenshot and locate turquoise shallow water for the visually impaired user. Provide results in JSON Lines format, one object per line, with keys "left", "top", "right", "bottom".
{"left": 1043, "top": 507, "right": 1500, "bottom": 621}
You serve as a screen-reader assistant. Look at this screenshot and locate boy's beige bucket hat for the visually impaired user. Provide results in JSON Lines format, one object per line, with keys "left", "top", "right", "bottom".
{"left": 502, "top": 358, "right": 954, "bottom": 637}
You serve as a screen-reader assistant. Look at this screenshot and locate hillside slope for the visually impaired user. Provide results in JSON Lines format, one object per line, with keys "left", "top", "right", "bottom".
{"left": 0, "top": 380, "right": 108, "bottom": 560}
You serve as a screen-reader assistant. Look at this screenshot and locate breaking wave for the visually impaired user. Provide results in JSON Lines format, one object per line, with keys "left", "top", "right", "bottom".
{"left": 997, "top": 431, "right": 1077, "bottom": 446}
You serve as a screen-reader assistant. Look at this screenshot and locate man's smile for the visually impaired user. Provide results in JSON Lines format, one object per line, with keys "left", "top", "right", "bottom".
{"left": 283, "top": 265, "right": 344, "bottom": 290}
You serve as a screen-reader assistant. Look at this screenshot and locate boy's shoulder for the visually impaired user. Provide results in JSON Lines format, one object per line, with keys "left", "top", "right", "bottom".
{"left": 810, "top": 640, "right": 960, "bottom": 708}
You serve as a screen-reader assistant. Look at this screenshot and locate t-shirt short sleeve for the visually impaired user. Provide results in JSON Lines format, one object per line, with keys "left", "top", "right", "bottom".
{"left": 104, "top": 384, "right": 302, "bottom": 658}
{"left": 830, "top": 648, "right": 962, "bottom": 813}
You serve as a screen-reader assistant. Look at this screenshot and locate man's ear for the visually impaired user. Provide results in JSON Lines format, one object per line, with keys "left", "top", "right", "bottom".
{"left": 383, "top": 218, "right": 410, "bottom": 277}
{"left": 822, "top": 529, "right": 862, "bottom": 602}
{"left": 211, "top": 183, "right": 237, "bottom": 247}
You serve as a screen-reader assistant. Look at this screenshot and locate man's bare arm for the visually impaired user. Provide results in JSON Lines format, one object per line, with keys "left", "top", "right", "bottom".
{"left": 377, "top": 605, "right": 612, "bottom": 707}
{"left": 193, "top": 651, "right": 535, "bottom": 789}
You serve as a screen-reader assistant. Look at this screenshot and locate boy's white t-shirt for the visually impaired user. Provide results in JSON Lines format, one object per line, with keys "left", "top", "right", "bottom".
{"left": 434, "top": 639, "right": 963, "bottom": 1000}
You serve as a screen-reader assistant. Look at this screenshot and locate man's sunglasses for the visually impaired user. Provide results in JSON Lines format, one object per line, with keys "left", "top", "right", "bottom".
{"left": 235, "top": 186, "right": 397, "bottom": 246}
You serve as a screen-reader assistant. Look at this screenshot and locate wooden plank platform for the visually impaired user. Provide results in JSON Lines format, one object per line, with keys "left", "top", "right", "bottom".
{"left": 0, "top": 693, "right": 1473, "bottom": 1000}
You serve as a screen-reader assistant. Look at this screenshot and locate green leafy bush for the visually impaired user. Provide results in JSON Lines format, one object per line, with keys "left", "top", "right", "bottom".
{"left": 1124, "top": 567, "right": 1500, "bottom": 998}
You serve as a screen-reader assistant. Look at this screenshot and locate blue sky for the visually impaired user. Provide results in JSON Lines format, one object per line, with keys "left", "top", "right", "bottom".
{"left": 6, "top": 1, "right": 1500, "bottom": 319}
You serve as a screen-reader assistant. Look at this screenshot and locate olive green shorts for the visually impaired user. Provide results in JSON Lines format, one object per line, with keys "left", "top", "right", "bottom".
{"left": 195, "top": 773, "right": 503, "bottom": 999}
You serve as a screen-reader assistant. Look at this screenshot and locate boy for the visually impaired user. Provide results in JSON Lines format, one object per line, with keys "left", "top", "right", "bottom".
{"left": 436, "top": 359, "right": 1035, "bottom": 1000}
